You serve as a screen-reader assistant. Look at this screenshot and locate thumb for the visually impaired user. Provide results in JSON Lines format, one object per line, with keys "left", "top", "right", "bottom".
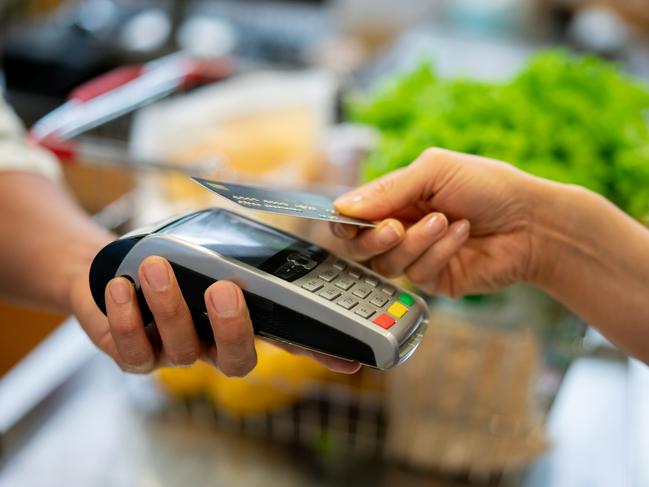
{"left": 335, "top": 158, "right": 432, "bottom": 221}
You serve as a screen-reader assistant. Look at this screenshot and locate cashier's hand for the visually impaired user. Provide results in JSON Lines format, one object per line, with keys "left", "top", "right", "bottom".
{"left": 331, "top": 148, "right": 540, "bottom": 298}
{"left": 71, "top": 257, "right": 360, "bottom": 376}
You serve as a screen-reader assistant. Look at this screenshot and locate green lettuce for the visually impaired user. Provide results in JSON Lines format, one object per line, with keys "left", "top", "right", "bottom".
{"left": 348, "top": 51, "right": 649, "bottom": 221}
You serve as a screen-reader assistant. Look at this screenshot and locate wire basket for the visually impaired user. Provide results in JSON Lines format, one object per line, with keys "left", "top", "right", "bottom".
{"left": 151, "top": 308, "right": 550, "bottom": 483}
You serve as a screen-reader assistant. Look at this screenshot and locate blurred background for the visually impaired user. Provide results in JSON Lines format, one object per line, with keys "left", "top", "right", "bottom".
{"left": 1, "top": 1, "right": 649, "bottom": 486}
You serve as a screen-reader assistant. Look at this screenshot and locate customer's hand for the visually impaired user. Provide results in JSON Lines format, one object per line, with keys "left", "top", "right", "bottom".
{"left": 332, "top": 148, "right": 544, "bottom": 298}
{"left": 69, "top": 256, "right": 360, "bottom": 376}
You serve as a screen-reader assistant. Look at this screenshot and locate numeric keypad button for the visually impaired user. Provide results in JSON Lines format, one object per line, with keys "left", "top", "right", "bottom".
{"left": 336, "top": 296, "right": 358, "bottom": 310}
{"left": 354, "top": 305, "right": 376, "bottom": 319}
{"left": 318, "top": 287, "right": 341, "bottom": 301}
{"left": 369, "top": 294, "right": 389, "bottom": 307}
{"left": 335, "top": 277, "right": 355, "bottom": 291}
{"left": 302, "top": 279, "right": 324, "bottom": 292}
{"left": 318, "top": 269, "right": 340, "bottom": 282}
{"left": 352, "top": 286, "right": 372, "bottom": 299}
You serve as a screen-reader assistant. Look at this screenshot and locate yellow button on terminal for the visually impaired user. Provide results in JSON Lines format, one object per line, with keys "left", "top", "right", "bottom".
{"left": 387, "top": 301, "right": 408, "bottom": 319}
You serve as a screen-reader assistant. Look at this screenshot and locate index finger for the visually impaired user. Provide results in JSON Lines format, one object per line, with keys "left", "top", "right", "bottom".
{"left": 333, "top": 166, "right": 419, "bottom": 220}
{"left": 333, "top": 148, "right": 454, "bottom": 221}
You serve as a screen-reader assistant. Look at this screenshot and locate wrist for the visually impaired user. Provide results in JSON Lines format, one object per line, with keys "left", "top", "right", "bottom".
{"left": 525, "top": 178, "right": 610, "bottom": 292}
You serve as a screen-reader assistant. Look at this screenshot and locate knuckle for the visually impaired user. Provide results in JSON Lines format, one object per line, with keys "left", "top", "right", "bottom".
{"left": 169, "top": 347, "right": 199, "bottom": 366}
{"left": 412, "top": 148, "right": 444, "bottom": 173}
{"left": 370, "top": 177, "right": 392, "bottom": 196}
{"left": 421, "top": 147, "right": 444, "bottom": 162}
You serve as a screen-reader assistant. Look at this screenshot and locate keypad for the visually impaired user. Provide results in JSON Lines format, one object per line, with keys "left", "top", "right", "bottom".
{"left": 318, "top": 269, "right": 340, "bottom": 282}
{"left": 369, "top": 294, "right": 389, "bottom": 307}
{"left": 302, "top": 279, "right": 324, "bottom": 292}
{"left": 335, "top": 277, "right": 355, "bottom": 291}
{"left": 337, "top": 296, "right": 358, "bottom": 310}
{"left": 318, "top": 287, "right": 341, "bottom": 301}
{"left": 300, "top": 260, "right": 417, "bottom": 327}
{"left": 352, "top": 285, "right": 372, "bottom": 299}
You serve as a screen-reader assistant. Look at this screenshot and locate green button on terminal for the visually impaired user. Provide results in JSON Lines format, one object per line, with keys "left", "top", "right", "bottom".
{"left": 398, "top": 293, "right": 414, "bottom": 307}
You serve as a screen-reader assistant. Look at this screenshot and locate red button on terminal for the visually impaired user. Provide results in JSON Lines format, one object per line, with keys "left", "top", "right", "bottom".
{"left": 373, "top": 313, "right": 396, "bottom": 330}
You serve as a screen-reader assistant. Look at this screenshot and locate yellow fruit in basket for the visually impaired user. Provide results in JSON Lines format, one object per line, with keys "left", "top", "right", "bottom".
{"left": 205, "top": 339, "right": 333, "bottom": 417}
{"left": 157, "top": 361, "right": 212, "bottom": 397}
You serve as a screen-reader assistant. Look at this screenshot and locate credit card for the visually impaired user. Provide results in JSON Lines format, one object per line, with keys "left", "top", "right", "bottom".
{"left": 192, "top": 177, "right": 376, "bottom": 227}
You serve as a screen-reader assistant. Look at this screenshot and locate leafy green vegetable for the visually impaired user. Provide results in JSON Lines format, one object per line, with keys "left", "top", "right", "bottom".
{"left": 348, "top": 51, "right": 649, "bottom": 221}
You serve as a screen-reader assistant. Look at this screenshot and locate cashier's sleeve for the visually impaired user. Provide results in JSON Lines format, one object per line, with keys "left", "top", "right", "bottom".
{"left": 0, "top": 96, "right": 61, "bottom": 180}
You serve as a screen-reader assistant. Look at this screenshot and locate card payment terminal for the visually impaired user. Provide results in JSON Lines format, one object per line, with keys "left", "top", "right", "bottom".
{"left": 89, "top": 209, "right": 428, "bottom": 369}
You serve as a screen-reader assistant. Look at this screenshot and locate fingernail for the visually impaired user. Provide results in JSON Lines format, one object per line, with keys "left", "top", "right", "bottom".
{"left": 142, "top": 259, "right": 169, "bottom": 292}
{"left": 377, "top": 221, "right": 402, "bottom": 246}
{"left": 109, "top": 279, "right": 131, "bottom": 305}
{"left": 424, "top": 214, "right": 446, "bottom": 237}
{"left": 453, "top": 220, "right": 471, "bottom": 240}
{"left": 209, "top": 282, "right": 240, "bottom": 317}
{"left": 334, "top": 193, "right": 364, "bottom": 208}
